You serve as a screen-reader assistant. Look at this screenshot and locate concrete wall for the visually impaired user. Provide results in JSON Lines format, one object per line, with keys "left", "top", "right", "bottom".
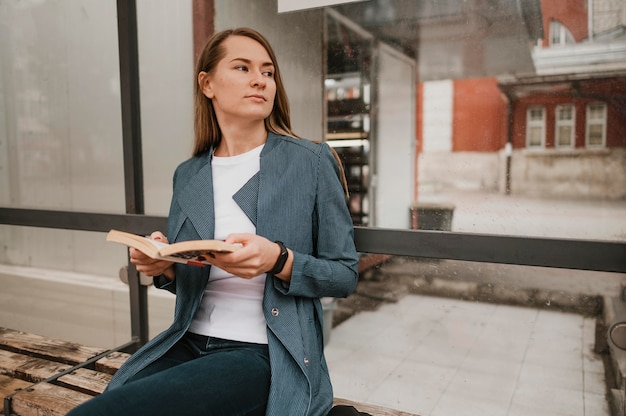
{"left": 0, "top": 265, "right": 175, "bottom": 349}
{"left": 417, "top": 151, "right": 503, "bottom": 195}
{"left": 510, "top": 148, "right": 626, "bottom": 199}
{"left": 418, "top": 148, "right": 626, "bottom": 200}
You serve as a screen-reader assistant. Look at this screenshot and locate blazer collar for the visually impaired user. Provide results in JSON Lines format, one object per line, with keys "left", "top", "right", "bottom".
{"left": 176, "top": 132, "right": 283, "bottom": 240}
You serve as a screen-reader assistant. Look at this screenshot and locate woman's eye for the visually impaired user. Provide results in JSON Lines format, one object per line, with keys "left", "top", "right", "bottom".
{"left": 235, "top": 65, "right": 248, "bottom": 71}
{"left": 263, "top": 71, "right": 274, "bottom": 77}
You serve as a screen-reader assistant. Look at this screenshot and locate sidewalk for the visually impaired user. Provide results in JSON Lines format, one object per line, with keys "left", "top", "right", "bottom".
{"left": 325, "top": 190, "right": 625, "bottom": 415}
{"left": 325, "top": 294, "right": 608, "bottom": 416}
{"left": 418, "top": 190, "right": 626, "bottom": 242}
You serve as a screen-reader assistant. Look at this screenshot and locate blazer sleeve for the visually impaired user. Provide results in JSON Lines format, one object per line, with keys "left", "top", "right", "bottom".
{"left": 275, "top": 143, "right": 359, "bottom": 298}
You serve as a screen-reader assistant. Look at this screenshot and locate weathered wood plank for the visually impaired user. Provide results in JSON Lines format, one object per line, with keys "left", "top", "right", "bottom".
{"left": 95, "top": 351, "right": 130, "bottom": 375}
{"left": 10, "top": 382, "right": 91, "bottom": 416}
{"left": 57, "top": 368, "right": 111, "bottom": 396}
{"left": 0, "top": 350, "right": 71, "bottom": 383}
{"left": 0, "top": 327, "right": 420, "bottom": 416}
{"left": 333, "top": 398, "right": 420, "bottom": 416}
{"left": 0, "top": 327, "right": 106, "bottom": 365}
{"left": 0, "top": 374, "right": 32, "bottom": 402}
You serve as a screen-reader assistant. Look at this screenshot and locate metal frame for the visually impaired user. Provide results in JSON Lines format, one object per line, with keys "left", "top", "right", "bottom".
{"left": 0, "top": 0, "right": 624, "bottom": 352}
{"left": 1, "top": 209, "right": 624, "bottom": 275}
{"left": 116, "top": 0, "right": 149, "bottom": 348}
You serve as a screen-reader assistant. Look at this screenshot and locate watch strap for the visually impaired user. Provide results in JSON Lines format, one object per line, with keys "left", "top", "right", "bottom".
{"left": 269, "top": 240, "right": 288, "bottom": 275}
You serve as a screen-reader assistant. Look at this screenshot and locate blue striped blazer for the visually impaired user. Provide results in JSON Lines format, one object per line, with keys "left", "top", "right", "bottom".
{"left": 107, "top": 132, "right": 359, "bottom": 416}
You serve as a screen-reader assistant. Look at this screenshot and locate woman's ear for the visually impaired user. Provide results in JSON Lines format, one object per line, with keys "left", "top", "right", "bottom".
{"left": 198, "top": 71, "right": 214, "bottom": 99}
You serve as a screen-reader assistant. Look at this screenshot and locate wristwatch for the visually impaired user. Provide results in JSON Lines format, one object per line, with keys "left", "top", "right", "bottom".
{"left": 269, "top": 240, "right": 288, "bottom": 275}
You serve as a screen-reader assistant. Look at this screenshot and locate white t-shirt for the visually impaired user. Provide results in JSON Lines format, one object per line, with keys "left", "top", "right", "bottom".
{"left": 188, "top": 144, "right": 268, "bottom": 344}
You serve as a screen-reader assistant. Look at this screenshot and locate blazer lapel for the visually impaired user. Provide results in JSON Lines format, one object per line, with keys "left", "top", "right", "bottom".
{"left": 233, "top": 171, "right": 259, "bottom": 227}
{"left": 177, "top": 156, "right": 215, "bottom": 241}
{"left": 177, "top": 134, "right": 281, "bottom": 241}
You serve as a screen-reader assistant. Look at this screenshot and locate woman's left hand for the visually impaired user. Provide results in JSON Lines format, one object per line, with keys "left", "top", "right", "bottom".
{"left": 210, "top": 233, "right": 292, "bottom": 281}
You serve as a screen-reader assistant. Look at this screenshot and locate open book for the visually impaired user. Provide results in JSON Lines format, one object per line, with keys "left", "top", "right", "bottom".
{"left": 106, "top": 229, "right": 240, "bottom": 266}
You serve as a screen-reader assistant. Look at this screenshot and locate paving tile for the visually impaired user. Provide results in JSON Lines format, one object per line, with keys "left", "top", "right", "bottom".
{"left": 524, "top": 340, "right": 583, "bottom": 372}
{"left": 430, "top": 392, "right": 510, "bottom": 416}
{"left": 461, "top": 354, "right": 522, "bottom": 378}
{"left": 467, "top": 331, "right": 529, "bottom": 362}
{"left": 444, "top": 368, "right": 518, "bottom": 402}
{"left": 367, "top": 360, "right": 456, "bottom": 415}
{"left": 407, "top": 340, "right": 469, "bottom": 369}
{"left": 583, "top": 368, "right": 609, "bottom": 396}
{"left": 325, "top": 295, "right": 610, "bottom": 416}
{"left": 327, "top": 348, "right": 401, "bottom": 402}
{"left": 584, "top": 392, "right": 610, "bottom": 416}
{"left": 511, "top": 383, "right": 584, "bottom": 416}
{"left": 517, "top": 362, "right": 584, "bottom": 392}
{"left": 507, "top": 402, "right": 581, "bottom": 416}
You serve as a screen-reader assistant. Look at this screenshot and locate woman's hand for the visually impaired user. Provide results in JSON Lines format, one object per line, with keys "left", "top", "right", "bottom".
{"left": 211, "top": 233, "right": 293, "bottom": 282}
{"left": 129, "top": 231, "right": 176, "bottom": 281}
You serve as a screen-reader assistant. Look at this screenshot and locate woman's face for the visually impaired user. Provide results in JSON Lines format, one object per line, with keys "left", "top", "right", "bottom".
{"left": 200, "top": 35, "right": 277, "bottom": 125}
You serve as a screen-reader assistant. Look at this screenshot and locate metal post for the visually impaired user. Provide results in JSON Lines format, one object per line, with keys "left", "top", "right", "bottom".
{"left": 116, "top": 0, "right": 149, "bottom": 348}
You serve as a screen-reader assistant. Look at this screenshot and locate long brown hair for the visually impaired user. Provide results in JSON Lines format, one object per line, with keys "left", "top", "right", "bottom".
{"left": 193, "top": 28, "right": 349, "bottom": 199}
{"left": 193, "top": 28, "right": 296, "bottom": 156}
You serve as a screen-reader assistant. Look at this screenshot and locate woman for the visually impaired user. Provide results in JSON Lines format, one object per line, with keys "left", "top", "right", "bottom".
{"left": 68, "top": 28, "right": 358, "bottom": 416}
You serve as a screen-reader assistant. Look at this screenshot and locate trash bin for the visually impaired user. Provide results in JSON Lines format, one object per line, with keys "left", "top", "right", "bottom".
{"left": 321, "top": 297, "right": 337, "bottom": 345}
{"left": 410, "top": 202, "right": 455, "bottom": 231}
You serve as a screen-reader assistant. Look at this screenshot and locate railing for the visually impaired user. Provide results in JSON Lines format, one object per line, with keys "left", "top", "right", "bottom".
{"left": 1, "top": 207, "right": 625, "bottom": 352}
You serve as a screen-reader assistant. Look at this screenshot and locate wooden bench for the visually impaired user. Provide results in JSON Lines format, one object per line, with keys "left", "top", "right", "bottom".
{"left": 0, "top": 327, "right": 130, "bottom": 416}
{"left": 1, "top": 327, "right": 418, "bottom": 415}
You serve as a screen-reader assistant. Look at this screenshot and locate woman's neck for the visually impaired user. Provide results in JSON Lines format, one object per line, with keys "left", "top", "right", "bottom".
{"left": 216, "top": 122, "right": 268, "bottom": 157}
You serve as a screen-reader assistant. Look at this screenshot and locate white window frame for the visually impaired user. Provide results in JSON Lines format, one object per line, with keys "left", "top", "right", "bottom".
{"left": 586, "top": 103, "right": 607, "bottom": 148}
{"left": 549, "top": 20, "right": 575, "bottom": 46}
{"left": 526, "top": 106, "right": 546, "bottom": 148}
{"left": 555, "top": 104, "right": 575, "bottom": 148}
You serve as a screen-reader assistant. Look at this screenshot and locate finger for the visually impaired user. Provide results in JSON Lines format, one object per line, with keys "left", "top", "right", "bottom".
{"left": 150, "top": 231, "right": 167, "bottom": 243}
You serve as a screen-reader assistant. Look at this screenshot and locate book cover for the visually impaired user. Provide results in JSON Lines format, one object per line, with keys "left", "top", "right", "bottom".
{"left": 106, "top": 229, "right": 239, "bottom": 266}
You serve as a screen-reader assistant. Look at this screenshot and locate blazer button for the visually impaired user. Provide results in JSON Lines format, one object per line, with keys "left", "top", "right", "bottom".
{"left": 271, "top": 307, "right": 279, "bottom": 317}
{"left": 303, "top": 357, "right": 309, "bottom": 366}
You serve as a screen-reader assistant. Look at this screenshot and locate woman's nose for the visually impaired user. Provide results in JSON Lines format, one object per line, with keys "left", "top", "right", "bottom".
{"left": 251, "top": 71, "right": 266, "bottom": 88}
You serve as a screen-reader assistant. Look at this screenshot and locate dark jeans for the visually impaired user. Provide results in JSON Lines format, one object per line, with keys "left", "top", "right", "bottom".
{"left": 67, "top": 332, "right": 271, "bottom": 416}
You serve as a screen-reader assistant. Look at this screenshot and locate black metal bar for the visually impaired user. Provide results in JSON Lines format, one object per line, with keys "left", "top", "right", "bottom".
{"left": 1, "top": 208, "right": 624, "bottom": 274}
{"left": 117, "top": 0, "right": 148, "bottom": 346}
{"left": 0, "top": 208, "right": 166, "bottom": 234}
{"left": 117, "top": 0, "right": 144, "bottom": 216}
{"left": 354, "top": 226, "right": 626, "bottom": 274}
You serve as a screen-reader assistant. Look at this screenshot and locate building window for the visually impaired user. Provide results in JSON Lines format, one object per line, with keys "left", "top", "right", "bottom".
{"left": 549, "top": 20, "right": 575, "bottom": 46}
{"left": 555, "top": 104, "right": 575, "bottom": 148}
{"left": 526, "top": 107, "right": 546, "bottom": 148}
{"left": 586, "top": 103, "right": 607, "bottom": 147}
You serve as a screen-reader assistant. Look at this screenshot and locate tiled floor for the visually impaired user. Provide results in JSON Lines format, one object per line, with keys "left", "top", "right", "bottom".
{"left": 325, "top": 295, "right": 609, "bottom": 416}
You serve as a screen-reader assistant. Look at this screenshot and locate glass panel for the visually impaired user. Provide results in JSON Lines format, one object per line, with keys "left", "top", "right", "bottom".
{"left": 0, "top": 2, "right": 135, "bottom": 347}
{"left": 0, "top": 0, "right": 125, "bottom": 212}
{"left": 0, "top": 226, "right": 174, "bottom": 348}
{"left": 587, "top": 104, "right": 606, "bottom": 147}
{"left": 1, "top": 3, "right": 625, "bottom": 413}
{"left": 557, "top": 125, "right": 572, "bottom": 146}
{"left": 325, "top": 11, "right": 373, "bottom": 226}
{"left": 558, "top": 105, "right": 573, "bottom": 120}
{"left": 528, "top": 126, "right": 543, "bottom": 147}
{"left": 588, "top": 124, "right": 604, "bottom": 146}
{"left": 588, "top": 104, "right": 605, "bottom": 120}
{"left": 555, "top": 105, "right": 574, "bottom": 147}
{"left": 326, "top": 255, "right": 616, "bottom": 415}
{"left": 529, "top": 108, "right": 544, "bottom": 120}
{"left": 137, "top": 0, "right": 195, "bottom": 216}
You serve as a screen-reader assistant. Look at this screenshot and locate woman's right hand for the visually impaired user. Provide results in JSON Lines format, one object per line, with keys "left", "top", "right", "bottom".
{"left": 129, "top": 231, "right": 175, "bottom": 281}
